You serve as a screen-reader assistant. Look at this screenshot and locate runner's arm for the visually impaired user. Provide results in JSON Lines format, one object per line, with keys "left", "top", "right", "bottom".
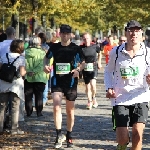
{"left": 104, "top": 47, "right": 117, "bottom": 90}
{"left": 97, "top": 52, "right": 102, "bottom": 69}
{"left": 76, "top": 46, "right": 85, "bottom": 71}
{"left": 43, "top": 48, "right": 53, "bottom": 73}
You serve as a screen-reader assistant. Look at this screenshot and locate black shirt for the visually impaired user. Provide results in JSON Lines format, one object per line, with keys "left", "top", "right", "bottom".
{"left": 80, "top": 44, "right": 100, "bottom": 63}
{"left": 46, "top": 42, "right": 82, "bottom": 79}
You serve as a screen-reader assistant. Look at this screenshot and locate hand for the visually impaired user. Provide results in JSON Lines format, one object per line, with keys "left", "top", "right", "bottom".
{"left": 27, "top": 72, "right": 35, "bottom": 77}
{"left": 44, "top": 65, "right": 51, "bottom": 74}
{"left": 106, "top": 88, "right": 116, "bottom": 99}
{"left": 146, "top": 74, "right": 150, "bottom": 85}
{"left": 98, "top": 62, "right": 102, "bottom": 69}
{"left": 71, "top": 69, "right": 79, "bottom": 78}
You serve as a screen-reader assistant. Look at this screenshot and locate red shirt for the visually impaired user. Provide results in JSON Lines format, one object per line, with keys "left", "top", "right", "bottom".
{"left": 103, "top": 44, "right": 116, "bottom": 64}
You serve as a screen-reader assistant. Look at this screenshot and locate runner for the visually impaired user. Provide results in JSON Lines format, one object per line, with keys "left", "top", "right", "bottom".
{"left": 118, "top": 35, "right": 127, "bottom": 45}
{"left": 80, "top": 33, "right": 102, "bottom": 110}
{"left": 104, "top": 20, "right": 150, "bottom": 150}
{"left": 103, "top": 35, "right": 117, "bottom": 64}
{"left": 44, "top": 24, "right": 83, "bottom": 149}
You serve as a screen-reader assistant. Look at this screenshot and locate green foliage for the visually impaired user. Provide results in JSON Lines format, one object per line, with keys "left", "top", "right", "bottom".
{"left": 0, "top": 0, "right": 150, "bottom": 33}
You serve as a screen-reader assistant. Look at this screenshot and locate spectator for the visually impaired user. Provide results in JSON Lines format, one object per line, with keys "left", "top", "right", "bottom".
{"left": 0, "top": 27, "right": 15, "bottom": 57}
{"left": 24, "top": 37, "right": 48, "bottom": 117}
{"left": 0, "top": 40, "right": 26, "bottom": 135}
{"left": 38, "top": 32, "right": 50, "bottom": 106}
{"left": 0, "top": 29, "right": 7, "bottom": 42}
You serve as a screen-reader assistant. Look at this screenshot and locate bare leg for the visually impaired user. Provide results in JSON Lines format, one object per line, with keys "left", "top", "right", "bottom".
{"left": 66, "top": 100, "right": 75, "bottom": 132}
{"left": 131, "top": 123, "right": 145, "bottom": 150}
{"left": 52, "top": 92, "right": 63, "bottom": 129}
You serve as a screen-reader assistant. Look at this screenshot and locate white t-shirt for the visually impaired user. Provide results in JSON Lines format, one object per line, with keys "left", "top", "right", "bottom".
{"left": 0, "top": 40, "right": 12, "bottom": 57}
{"left": 0, "top": 53, "right": 25, "bottom": 69}
{"left": 104, "top": 42, "right": 150, "bottom": 106}
{"left": 0, "top": 53, "right": 25, "bottom": 100}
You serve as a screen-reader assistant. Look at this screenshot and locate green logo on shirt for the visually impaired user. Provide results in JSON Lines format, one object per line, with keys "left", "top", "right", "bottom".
{"left": 84, "top": 63, "right": 94, "bottom": 71}
{"left": 120, "top": 66, "right": 139, "bottom": 79}
{"left": 56, "top": 63, "right": 70, "bottom": 74}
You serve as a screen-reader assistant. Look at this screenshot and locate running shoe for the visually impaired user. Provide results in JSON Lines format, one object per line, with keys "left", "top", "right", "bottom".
{"left": 66, "top": 137, "right": 73, "bottom": 148}
{"left": 86, "top": 101, "right": 93, "bottom": 110}
{"left": 92, "top": 97, "right": 98, "bottom": 108}
{"left": 54, "top": 134, "right": 66, "bottom": 149}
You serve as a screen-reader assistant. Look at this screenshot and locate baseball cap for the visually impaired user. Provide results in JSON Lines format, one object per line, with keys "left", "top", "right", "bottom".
{"left": 60, "top": 24, "right": 72, "bottom": 33}
{"left": 126, "top": 20, "right": 142, "bottom": 29}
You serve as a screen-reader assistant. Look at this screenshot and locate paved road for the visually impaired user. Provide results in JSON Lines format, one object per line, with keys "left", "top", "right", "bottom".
{"left": 1, "top": 60, "right": 150, "bottom": 150}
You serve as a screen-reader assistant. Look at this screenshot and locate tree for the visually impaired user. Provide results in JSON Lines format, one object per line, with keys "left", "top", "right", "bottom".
{"left": 1, "top": 0, "right": 150, "bottom": 34}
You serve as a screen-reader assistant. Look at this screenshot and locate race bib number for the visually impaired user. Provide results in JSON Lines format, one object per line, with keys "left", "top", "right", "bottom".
{"left": 56, "top": 63, "right": 70, "bottom": 74}
{"left": 120, "top": 66, "right": 139, "bottom": 79}
{"left": 84, "top": 63, "right": 94, "bottom": 71}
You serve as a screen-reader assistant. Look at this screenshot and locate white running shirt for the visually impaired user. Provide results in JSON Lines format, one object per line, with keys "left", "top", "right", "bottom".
{"left": 104, "top": 42, "right": 150, "bottom": 106}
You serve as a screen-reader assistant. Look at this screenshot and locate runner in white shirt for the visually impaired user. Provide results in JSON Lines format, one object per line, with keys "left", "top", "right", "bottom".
{"left": 104, "top": 20, "right": 150, "bottom": 150}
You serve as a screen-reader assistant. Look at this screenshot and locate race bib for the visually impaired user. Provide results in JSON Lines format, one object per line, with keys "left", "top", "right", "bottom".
{"left": 84, "top": 63, "right": 94, "bottom": 71}
{"left": 120, "top": 66, "right": 139, "bottom": 79}
{"left": 56, "top": 63, "right": 70, "bottom": 74}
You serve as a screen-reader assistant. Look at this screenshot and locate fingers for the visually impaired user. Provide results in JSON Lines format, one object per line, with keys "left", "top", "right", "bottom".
{"left": 146, "top": 76, "right": 150, "bottom": 84}
{"left": 106, "top": 92, "right": 116, "bottom": 98}
{"left": 44, "top": 66, "right": 51, "bottom": 74}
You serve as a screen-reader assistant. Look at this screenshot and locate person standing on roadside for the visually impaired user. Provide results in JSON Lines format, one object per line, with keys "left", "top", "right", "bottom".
{"left": 25, "top": 37, "right": 48, "bottom": 117}
{"left": 0, "top": 40, "right": 26, "bottom": 135}
{"left": 44, "top": 24, "right": 83, "bottom": 149}
{"left": 104, "top": 20, "right": 150, "bottom": 150}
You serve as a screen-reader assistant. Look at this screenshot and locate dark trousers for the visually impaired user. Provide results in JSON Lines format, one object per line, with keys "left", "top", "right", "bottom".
{"left": 0, "top": 92, "right": 20, "bottom": 132}
{"left": 24, "top": 80, "right": 45, "bottom": 116}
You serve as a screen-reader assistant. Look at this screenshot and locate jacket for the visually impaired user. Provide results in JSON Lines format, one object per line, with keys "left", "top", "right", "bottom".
{"left": 25, "top": 46, "right": 48, "bottom": 83}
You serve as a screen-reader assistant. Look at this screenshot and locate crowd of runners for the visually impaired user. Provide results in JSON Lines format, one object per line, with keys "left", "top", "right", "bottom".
{"left": 0, "top": 20, "right": 150, "bottom": 150}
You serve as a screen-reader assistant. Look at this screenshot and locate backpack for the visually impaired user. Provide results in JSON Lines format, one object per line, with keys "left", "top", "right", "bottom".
{"left": 0, "top": 53, "right": 20, "bottom": 83}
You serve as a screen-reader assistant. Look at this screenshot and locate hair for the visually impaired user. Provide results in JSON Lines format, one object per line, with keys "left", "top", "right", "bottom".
{"left": 119, "top": 36, "right": 127, "bottom": 40}
{"left": 5, "top": 27, "right": 15, "bottom": 37}
{"left": 35, "top": 27, "right": 44, "bottom": 35}
{"left": 38, "top": 32, "right": 46, "bottom": 43}
{"left": 10, "top": 40, "right": 24, "bottom": 54}
{"left": 51, "top": 37, "right": 57, "bottom": 43}
{"left": 108, "top": 35, "right": 113, "bottom": 39}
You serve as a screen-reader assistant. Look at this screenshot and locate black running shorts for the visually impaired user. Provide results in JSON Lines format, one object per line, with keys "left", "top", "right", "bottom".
{"left": 113, "top": 102, "right": 149, "bottom": 128}
{"left": 82, "top": 69, "right": 98, "bottom": 84}
{"left": 51, "top": 76, "right": 78, "bottom": 101}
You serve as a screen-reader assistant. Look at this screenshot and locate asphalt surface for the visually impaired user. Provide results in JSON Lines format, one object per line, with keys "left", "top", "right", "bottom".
{"left": 1, "top": 58, "right": 150, "bottom": 150}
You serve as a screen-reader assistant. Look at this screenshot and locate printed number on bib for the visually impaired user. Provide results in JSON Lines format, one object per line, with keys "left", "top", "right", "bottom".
{"left": 84, "top": 63, "right": 94, "bottom": 71}
{"left": 56, "top": 63, "right": 70, "bottom": 74}
{"left": 120, "top": 66, "right": 139, "bottom": 79}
